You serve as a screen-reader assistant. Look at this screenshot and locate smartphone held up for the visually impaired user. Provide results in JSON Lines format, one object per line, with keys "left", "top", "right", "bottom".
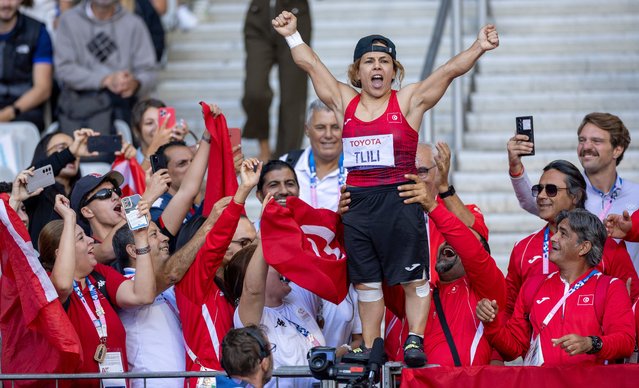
{"left": 121, "top": 194, "right": 149, "bottom": 231}
{"left": 515, "top": 116, "right": 535, "bottom": 156}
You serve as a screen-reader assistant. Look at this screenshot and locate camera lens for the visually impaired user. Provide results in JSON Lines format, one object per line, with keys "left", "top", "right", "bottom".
{"left": 310, "top": 354, "right": 327, "bottom": 371}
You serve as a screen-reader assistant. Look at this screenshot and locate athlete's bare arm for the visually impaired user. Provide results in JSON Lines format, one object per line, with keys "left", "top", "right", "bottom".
{"left": 399, "top": 25, "right": 499, "bottom": 129}
{"left": 272, "top": 11, "right": 357, "bottom": 124}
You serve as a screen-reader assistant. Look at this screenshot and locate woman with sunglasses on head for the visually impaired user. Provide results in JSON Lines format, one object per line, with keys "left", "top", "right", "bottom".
{"left": 39, "top": 194, "right": 157, "bottom": 383}
{"left": 272, "top": 10, "right": 499, "bottom": 367}
{"left": 505, "top": 160, "right": 639, "bottom": 320}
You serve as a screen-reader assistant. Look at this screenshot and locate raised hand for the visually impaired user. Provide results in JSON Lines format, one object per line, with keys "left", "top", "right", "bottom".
{"left": 434, "top": 141, "right": 452, "bottom": 192}
{"left": 476, "top": 298, "right": 499, "bottom": 323}
{"left": 69, "top": 128, "right": 99, "bottom": 158}
{"left": 117, "top": 141, "right": 137, "bottom": 160}
{"left": 232, "top": 145, "right": 244, "bottom": 176}
{"left": 11, "top": 168, "right": 42, "bottom": 203}
{"left": 272, "top": 10, "right": 298, "bottom": 37}
{"left": 507, "top": 134, "right": 533, "bottom": 176}
{"left": 240, "top": 158, "right": 262, "bottom": 189}
{"left": 478, "top": 24, "right": 499, "bottom": 51}
{"left": 605, "top": 211, "right": 632, "bottom": 239}
{"left": 53, "top": 194, "right": 76, "bottom": 221}
{"left": 143, "top": 168, "right": 171, "bottom": 203}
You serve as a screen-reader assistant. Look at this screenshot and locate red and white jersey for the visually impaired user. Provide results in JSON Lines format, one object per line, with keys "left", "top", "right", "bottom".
{"left": 342, "top": 90, "right": 417, "bottom": 187}
{"left": 486, "top": 271, "right": 635, "bottom": 365}
{"left": 175, "top": 201, "right": 243, "bottom": 375}
{"left": 506, "top": 224, "right": 639, "bottom": 316}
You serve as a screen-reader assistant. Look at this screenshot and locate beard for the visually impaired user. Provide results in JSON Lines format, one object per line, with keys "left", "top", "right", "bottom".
{"left": 435, "top": 258, "right": 457, "bottom": 274}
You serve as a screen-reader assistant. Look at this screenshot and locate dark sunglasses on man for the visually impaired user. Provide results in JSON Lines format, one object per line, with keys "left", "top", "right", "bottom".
{"left": 531, "top": 184, "right": 568, "bottom": 198}
{"left": 83, "top": 187, "right": 122, "bottom": 207}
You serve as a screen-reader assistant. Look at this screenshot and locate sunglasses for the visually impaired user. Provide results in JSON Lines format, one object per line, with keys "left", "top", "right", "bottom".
{"left": 416, "top": 164, "right": 437, "bottom": 176}
{"left": 231, "top": 238, "right": 254, "bottom": 248}
{"left": 279, "top": 275, "right": 291, "bottom": 284}
{"left": 531, "top": 184, "right": 568, "bottom": 198}
{"left": 84, "top": 187, "right": 122, "bottom": 206}
{"left": 441, "top": 246, "right": 457, "bottom": 258}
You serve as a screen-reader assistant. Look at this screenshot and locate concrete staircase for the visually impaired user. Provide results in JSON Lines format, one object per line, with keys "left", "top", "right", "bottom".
{"left": 156, "top": 0, "right": 639, "bottom": 271}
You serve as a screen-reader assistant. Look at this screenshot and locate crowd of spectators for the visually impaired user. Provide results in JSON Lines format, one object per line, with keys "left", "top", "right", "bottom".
{"left": 1, "top": 2, "right": 638, "bottom": 388}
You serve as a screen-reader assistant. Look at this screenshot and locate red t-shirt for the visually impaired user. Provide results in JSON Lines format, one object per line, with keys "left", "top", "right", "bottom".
{"left": 342, "top": 90, "right": 417, "bottom": 187}
{"left": 506, "top": 225, "right": 639, "bottom": 316}
{"left": 384, "top": 205, "right": 501, "bottom": 365}
{"left": 63, "top": 263, "right": 127, "bottom": 379}
{"left": 175, "top": 201, "right": 242, "bottom": 382}
{"left": 486, "top": 271, "right": 635, "bottom": 364}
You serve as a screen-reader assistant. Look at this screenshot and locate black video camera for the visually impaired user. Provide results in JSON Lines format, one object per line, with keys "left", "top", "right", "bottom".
{"left": 307, "top": 346, "right": 372, "bottom": 388}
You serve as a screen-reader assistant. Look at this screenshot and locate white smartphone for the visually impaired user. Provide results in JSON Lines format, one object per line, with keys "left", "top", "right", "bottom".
{"left": 121, "top": 194, "right": 149, "bottom": 231}
{"left": 27, "top": 164, "right": 56, "bottom": 193}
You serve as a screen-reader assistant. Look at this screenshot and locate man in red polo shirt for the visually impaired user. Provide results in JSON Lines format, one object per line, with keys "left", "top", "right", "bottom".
{"left": 477, "top": 208, "right": 635, "bottom": 365}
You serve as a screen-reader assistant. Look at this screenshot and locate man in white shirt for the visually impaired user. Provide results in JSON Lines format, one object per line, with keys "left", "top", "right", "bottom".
{"left": 508, "top": 112, "right": 639, "bottom": 269}
{"left": 280, "top": 99, "right": 345, "bottom": 212}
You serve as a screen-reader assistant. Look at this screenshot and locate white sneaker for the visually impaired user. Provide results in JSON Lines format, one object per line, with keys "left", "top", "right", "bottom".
{"left": 177, "top": 4, "right": 198, "bottom": 31}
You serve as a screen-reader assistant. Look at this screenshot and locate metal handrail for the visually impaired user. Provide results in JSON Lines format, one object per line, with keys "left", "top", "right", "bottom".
{"left": 420, "top": 0, "right": 490, "bottom": 169}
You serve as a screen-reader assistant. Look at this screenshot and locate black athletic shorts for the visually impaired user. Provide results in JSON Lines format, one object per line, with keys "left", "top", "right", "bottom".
{"left": 342, "top": 182, "right": 429, "bottom": 286}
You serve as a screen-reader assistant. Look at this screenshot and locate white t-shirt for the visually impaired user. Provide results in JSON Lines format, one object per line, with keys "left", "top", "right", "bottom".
{"left": 320, "top": 285, "right": 362, "bottom": 348}
{"left": 234, "top": 284, "right": 325, "bottom": 388}
{"left": 281, "top": 147, "right": 345, "bottom": 212}
{"left": 120, "top": 271, "right": 185, "bottom": 388}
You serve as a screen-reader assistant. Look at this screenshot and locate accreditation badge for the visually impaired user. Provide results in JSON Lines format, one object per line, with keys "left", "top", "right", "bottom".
{"left": 196, "top": 365, "right": 217, "bottom": 388}
{"left": 523, "top": 334, "right": 545, "bottom": 366}
{"left": 99, "top": 352, "right": 126, "bottom": 387}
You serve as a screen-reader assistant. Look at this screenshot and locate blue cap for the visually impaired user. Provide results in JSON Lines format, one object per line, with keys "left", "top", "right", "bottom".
{"left": 70, "top": 171, "right": 124, "bottom": 215}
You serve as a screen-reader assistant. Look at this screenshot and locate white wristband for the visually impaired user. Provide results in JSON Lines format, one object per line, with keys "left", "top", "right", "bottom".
{"left": 340, "top": 344, "right": 352, "bottom": 351}
{"left": 285, "top": 31, "right": 304, "bottom": 49}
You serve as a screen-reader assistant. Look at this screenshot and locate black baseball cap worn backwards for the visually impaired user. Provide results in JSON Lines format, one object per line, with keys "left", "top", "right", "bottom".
{"left": 353, "top": 34, "right": 397, "bottom": 62}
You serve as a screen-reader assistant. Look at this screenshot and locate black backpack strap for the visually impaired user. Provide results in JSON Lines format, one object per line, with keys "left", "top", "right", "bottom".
{"left": 90, "top": 270, "right": 114, "bottom": 308}
{"left": 283, "top": 149, "right": 305, "bottom": 168}
{"left": 433, "top": 287, "right": 462, "bottom": 366}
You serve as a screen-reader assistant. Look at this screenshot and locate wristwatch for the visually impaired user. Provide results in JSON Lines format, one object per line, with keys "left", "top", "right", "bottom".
{"left": 439, "top": 185, "right": 456, "bottom": 199}
{"left": 11, "top": 105, "right": 22, "bottom": 117}
{"left": 586, "top": 336, "right": 603, "bottom": 354}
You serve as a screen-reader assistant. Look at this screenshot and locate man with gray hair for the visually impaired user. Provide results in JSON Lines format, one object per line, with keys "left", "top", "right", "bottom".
{"left": 280, "top": 99, "right": 344, "bottom": 211}
{"left": 476, "top": 208, "right": 636, "bottom": 365}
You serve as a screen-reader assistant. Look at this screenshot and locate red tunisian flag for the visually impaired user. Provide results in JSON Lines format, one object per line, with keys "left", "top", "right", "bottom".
{"left": 111, "top": 154, "right": 146, "bottom": 197}
{"left": 0, "top": 196, "right": 82, "bottom": 384}
{"left": 200, "top": 102, "right": 238, "bottom": 217}
{"left": 261, "top": 197, "right": 348, "bottom": 304}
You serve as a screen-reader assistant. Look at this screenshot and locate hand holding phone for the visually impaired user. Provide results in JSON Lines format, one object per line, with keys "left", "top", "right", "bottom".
{"left": 27, "top": 164, "right": 56, "bottom": 193}
{"left": 515, "top": 116, "right": 535, "bottom": 156}
{"left": 87, "top": 135, "right": 122, "bottom": 154}
{"left": 121, "top": 194, "right": 149, "bottom": 230}
{"left": 150, "top": 153, "right": 167, "bottom": 173}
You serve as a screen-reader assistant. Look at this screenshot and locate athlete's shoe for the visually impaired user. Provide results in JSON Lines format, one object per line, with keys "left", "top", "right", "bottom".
{"left": 403, "top": 334, "right": 426, "bottom": 368}
{"left": 341, "top": 345, "right": 370, "bottom": 364}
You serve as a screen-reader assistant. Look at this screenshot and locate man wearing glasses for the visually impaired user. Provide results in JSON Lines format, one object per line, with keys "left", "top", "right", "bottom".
{"left": 508, "top": 112, "right": 639, "bottom": 271}
{"left": 504, "top": 160, "right": 639, "bottom": 319}
{"left": 71, "top": 171, "right": 127, "bottom": 262}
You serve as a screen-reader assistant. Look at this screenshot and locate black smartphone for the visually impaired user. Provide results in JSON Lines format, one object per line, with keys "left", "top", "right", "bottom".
{"left": 515, "top": 116, "right": 535, "bottom": 156}
{"left": 87, "top": 135, "right": 122, "bottom": 154}
{"left": 150, "top": 153, "right": 167, "bottom": 173}
{"left": 26, "top": 164, "right": 56, "bottom": 193}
